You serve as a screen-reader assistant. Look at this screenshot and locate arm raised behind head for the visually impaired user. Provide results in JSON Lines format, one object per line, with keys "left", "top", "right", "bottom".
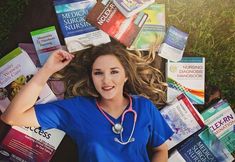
{"left": 0, "top": 50, "right": 74, "bottom": 127}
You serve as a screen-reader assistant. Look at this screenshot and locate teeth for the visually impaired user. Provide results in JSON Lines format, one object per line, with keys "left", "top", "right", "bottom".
{"left": 102, "top": 86, "right": 113, "bottom": 90}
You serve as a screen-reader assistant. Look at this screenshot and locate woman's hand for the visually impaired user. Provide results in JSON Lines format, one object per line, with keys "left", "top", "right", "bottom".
{"left": 42, "top": 50, "right": 74, "bottom": 75}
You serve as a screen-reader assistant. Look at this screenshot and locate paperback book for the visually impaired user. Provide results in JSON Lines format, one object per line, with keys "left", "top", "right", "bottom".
{"left": 18, "top": 43, "right": 65, "bottom": 99}
{"left": 169, "top": 127, "right": 234, "bottom": 162}
{"left": 0, "top": 48, "right": 65, "bottom": 162}
{"left": 54, "top": 0, "right": 110, "bottom": 53}
{"left": 201, "top": 99, "right": 235, "bottom": 154}
{"left": 166, "top": 57, "right": 205, "bottom": 105}
{"left": 86, "top": 0, "right": 148, "bottom": 47}
{"left": 112, "top": 0, "right": 154, "bottom": 18}
{"left": 31, "top": 26, "right": 62, "bottom": 66}
{"left": 160, "top": 94, "right": 205, "bottom": 149}
{"left": 129, "top": 3, "right": 165, "bottom": 51}
{"left": 158, "top": 26, "right": 189, "bottom": 62}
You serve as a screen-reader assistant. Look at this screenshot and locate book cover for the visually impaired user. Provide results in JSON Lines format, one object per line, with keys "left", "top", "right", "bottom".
{"left": 86, "top": 0, "right": 148, "bottom": 47}
{"left": 201, "top": 99, "right": 235, "bottom": 154}
{"left": 129, "top": 3, "right": 165, "bottom": 51}
{"left": 113, "top": 0, "right": 154, "bottom": 18}
{"left": 31, "top": 26, "right": 62, "bottom": 66}
{"left": 54, "top": 0, "right": 110, "bottom": 53}
{"left": 0, "top": 48, "right": 65, "bottom": 162}
{"left": 160, "top": 94, "right": 205, "bottom": 149}
{"left": 166, "top": 57, "right": 205, "bottom": 105}
{"left": 158, "top": 26, "right": 189, "bottom": 62}
{"left": 18, "top": 43, "right": 41, "bottom": 67}
{"left": 18, "top": 43, "right": 65, "bottom": 99}
{"left": 173, "top": 127, "right": 234, "bottom": 162}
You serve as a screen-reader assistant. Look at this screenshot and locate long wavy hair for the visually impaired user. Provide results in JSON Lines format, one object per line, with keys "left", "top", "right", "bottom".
{"left": 60, "top": 41, "right": 167, "bottom": 107}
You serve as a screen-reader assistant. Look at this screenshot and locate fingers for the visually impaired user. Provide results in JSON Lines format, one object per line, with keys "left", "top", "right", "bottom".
{"left": 54, "top": 50, "right": 74, "bottom": 62}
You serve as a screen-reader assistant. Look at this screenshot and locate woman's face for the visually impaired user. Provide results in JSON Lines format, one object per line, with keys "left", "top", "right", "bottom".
{"left": 92, "top": 54, "right": 128, "bottom": 100}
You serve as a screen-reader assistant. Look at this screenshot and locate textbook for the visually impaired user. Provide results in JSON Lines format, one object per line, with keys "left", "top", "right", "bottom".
{"left": 158, "top": 26, "right": 189, "bottom": 62}
{"left": 166, "top": 57, "right": 205, "bottom": 105}
{"left": 86, "top": 0, "right": 148, "bottom": 47}
{"left": 31, "top": 26, "right": 62, "bottom": 66}
{"left": 54, "top": 0, "right": 110, "bottom": 53}
{"left": 160, "top": 94, "right": 204, "bottom": 149}
{"left": 18, "top": 43, "right": 65, "bottom": 99}
{"left": 113, "top": 0, "right": 154, "bottom": 18}
{"left": 129, "top": 3, "right": 165, "bottom": 51}
{"left": 18, "top": 43, "right": 41, "bottom": 67}
{"left": 201, "top": 99, "right": 235, "bottom": 154}
{"left": 0, "top": 48, "right": 65, "bottom": 162}
{"left": 169, "top": 127, "right": 234, "bottom": 162}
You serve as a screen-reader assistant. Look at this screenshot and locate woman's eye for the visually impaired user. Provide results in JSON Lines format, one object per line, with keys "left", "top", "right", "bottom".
{"left": 94, "top": 71, "right": 103, "bottom": 75}
{"left": 111, "top": 70, "right": 119, "bottom": 74}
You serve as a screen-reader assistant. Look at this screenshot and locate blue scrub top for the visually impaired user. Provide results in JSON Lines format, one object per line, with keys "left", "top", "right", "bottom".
{"left": 35, "top": 95, "right": 173, "bottom": 162}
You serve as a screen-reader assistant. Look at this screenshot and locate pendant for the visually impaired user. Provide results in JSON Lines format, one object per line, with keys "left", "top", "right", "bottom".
{"left": 112, "top": 123, "right": 123, "bottom": 134}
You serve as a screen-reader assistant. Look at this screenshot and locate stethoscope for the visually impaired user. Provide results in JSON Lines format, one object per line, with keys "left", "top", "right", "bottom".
{"left": 96, "top": 95, "right": 137, "bottom": 145}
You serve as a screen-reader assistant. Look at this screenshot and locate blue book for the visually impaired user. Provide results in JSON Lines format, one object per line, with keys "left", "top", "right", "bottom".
{"left": 174, "top": 127, "right": 234, "bottom": 162}
{"left": 158, "top": 26, "right": 188, "bottom": 61}
{"left": 54, "top": 0, "right": 110, "bottom": 52}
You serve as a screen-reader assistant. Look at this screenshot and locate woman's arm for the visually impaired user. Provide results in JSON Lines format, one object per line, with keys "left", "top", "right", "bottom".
{"left": 1, "top": 50, "right": 74, "bottom": 127}
{"left": 151, "top": 142, "right": 169, "bottom": 162}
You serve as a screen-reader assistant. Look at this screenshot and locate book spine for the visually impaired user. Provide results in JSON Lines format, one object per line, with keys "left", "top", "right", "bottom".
{"left": 178, "top": 94, "right": 204, "bottom": 127}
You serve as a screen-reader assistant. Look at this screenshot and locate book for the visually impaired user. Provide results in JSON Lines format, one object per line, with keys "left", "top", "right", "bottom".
{"left": 18, "top": 43, "right": 65, "bottom": 99}
{"left": 166, "top": 57, "right": 205, "bottom": 105}
{"left": 31, "top": 26, "right": 62, "bottom": 66}
{"left": 86, "top": 0, "right": 148, "bottom": 47}
{"left": 0, "top": 48, "right": 65, "bottom": 162}
{"left": 18, "top": 43, "right": 41, "bottom": 67}
{"left": 169, "top": 127, "right": 234, "bottom": 162}
{"left": 158, "top": 26, "right": 189, "bottom": 62}
{"left": 201, "top": 99, "right": 235, "bottom": 154}
{"left": 160, "top": 94, "right": 205, "bottom": 149}
{"left": 113, "top": 0, "right": 154, "bottom": 18}
{"left": 129, "top": 3, "right": 165, "bottom": 51}
{"left": 54, "top": 0, "right": 110, "bottom": 53}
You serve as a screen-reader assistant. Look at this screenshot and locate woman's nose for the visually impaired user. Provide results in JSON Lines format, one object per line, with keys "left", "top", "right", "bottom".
{"left": 103, "top": 73, "right": 111, "bottom": 83}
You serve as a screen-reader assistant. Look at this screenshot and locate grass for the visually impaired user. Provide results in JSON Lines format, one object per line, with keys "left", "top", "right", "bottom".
{"left": 160, "top": 0, "right": 235, "bottom": 107}
{"left": 0, "top": 0, "right": 234, "bottom": 107}
{"left": 0, "top": 0, "right": 29, "bottom": 54}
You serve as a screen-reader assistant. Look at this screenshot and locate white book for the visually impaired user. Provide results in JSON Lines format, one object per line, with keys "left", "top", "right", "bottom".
{"left": 166, "top": 57, "right": 205, "bottom": 105}
{"left": 160, "top": 94, "right": 204, "bottom": 149}
{"left": 158, "top": 26, "right": 188, "bottom": 61}
{"left": 113, "top": 0, "right": 155, "bottom": 18}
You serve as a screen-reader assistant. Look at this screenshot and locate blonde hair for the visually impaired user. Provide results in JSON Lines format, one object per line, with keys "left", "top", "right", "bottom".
{"left": 60, "top": 41, "right": 167, "bottom": 107}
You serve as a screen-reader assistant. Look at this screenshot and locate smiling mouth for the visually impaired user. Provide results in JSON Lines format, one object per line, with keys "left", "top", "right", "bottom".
{"left": 102, "top": 86, "right": 114, "bottom": 91}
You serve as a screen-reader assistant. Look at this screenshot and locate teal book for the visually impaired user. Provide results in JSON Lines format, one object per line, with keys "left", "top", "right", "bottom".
{"left": 201, "top": 99, "right": 235, "bottom": 154}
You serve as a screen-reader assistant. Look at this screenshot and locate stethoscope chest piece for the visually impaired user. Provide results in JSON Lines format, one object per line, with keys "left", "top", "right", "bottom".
{"left": 112, "top": 123, "right": 123, "bottom": 134}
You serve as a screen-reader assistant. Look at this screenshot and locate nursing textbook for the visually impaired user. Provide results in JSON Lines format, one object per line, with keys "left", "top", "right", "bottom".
{"left": 54, "top": 0, "right": 110, "bottom": 53}
{"left": 0, "top": 48, "right": 65, "bottom": 162}
{"left": 166, "top": 57, "right": 205, "bottom": 105}
{"left": 158, "top": 26, "right": 189, "bottom": 62}
{"left": 169, "top": 127, "right": 234, "bottom": 162}
{"left": 86, "top": 0, "right": 148, "bottom": 47}
{"left": 160, "top": 94, "right": 204, "bottom": 149}
{"left": 201, "top": 99, "right": 235, "bottom": 155}
{"left": 31, "top": 26, "right": 62, "bottom": 66}
{"left": 129, "top": 3, "right": 165, "bottom": 51}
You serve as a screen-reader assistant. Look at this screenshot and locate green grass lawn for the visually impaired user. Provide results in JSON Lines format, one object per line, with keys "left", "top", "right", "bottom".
{"left": 0, "top": 0, "right": 234, "bottom": 107}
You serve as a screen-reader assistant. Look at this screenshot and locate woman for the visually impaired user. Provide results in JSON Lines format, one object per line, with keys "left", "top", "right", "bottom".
{"left": 1, "top": 42, "right": 173, "bottom": 162}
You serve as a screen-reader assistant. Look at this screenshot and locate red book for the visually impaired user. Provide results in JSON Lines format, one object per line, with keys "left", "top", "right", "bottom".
{"left": 86, "top": 0, "right": 148, "bottom": 47}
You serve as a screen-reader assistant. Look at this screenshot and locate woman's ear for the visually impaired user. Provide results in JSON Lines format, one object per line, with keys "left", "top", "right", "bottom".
{"left": 124, "top": 77, "right": 128, "bottom": 83}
